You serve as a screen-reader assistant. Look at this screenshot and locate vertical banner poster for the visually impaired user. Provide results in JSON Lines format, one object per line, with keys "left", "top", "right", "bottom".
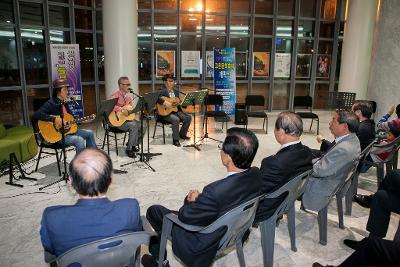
{"left": 156, "top": 50, "right": 175, "bottom": 77}
{"left": 316, "top": 54, "right": 331, "bottom": 78}
{"left": 50, "top": 44, "right": 83, "bottom": 118}
{"left": 253, "top": 52, "right": 270, "bottom": 77}
{"left": 274, "top": 53, "right": 291, "bottom": 78}
{"left": 214, "top": 48, "right": 236, "bottom": 115}
{"left": 181, "top": 51, "right": 200, "bottom": 78}
{"left": 206, "top": 51, "right": 214, "bottom": 78}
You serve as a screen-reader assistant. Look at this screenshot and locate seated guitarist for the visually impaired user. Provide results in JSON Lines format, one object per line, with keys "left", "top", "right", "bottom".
{"left": 109, "top": 76, "right": 146, "bottom": 158}
{"left": 33, "top": 79, "right": 97, "bottom": 153}
{"left": 157, "top": 74, "right": 192, "bottom": 147}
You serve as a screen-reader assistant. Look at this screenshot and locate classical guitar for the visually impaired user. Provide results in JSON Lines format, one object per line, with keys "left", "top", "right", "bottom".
{"left": 108, "top": 105, "right": 139, "bottom": 127}
{"left": 156, "top": 96, "right": 181, "bottom": 116}
{"left": 38, "top": 113, "right": 96, "bottom": 143}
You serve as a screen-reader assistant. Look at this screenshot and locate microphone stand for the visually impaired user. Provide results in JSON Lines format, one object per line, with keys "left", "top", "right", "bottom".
{"left": 39, "top": 99, "right": 69, "bottom": 190}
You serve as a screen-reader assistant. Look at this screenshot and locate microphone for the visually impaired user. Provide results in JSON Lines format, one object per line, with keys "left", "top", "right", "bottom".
{"left": 128, "top": 88, "right": 143, "bottom": 98}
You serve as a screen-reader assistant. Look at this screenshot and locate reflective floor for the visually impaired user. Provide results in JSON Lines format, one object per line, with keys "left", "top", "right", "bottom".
{"left": 0, "top": 111, "right": 398, "bottom": 267}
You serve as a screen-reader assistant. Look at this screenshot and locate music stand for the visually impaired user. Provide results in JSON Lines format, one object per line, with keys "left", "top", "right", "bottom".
{"left": 327, "top": 92, "right": 356, "bottom": 111}
{"left": 120, "top": 92, "right": 161, "bottom": 172}
{"left": 98, "top": 98, "right": 127, "bottom": 174}
{"left": 142, "top": 91, "right": 162, "bottom": 158}
{"left": 181, "top": 89, "right": 208, "bottom": 151}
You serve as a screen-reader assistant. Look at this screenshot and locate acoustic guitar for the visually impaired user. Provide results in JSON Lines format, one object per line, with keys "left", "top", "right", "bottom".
{"left": 108, "top": 105, "right": 139, "bottom": 127}
{"left": 38, "top": 113, "right": 96, "bottom": 143}
{"left": 156, "top": 96, "right": 181, "bottom": 116}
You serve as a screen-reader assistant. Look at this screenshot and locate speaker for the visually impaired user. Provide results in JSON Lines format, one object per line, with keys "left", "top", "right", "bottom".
{"left": 235, "top": 104, "right": 247, "bottom": 125}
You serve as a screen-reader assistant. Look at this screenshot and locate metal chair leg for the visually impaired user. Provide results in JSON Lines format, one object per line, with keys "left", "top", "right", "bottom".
{"left": 35, "top": 146, "right": 43, "bottom": 172}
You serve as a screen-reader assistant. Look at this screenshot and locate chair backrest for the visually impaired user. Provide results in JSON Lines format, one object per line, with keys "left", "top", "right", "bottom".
{"left": 205, "top": 94, "right": 223, "bottom": 106}
{"left": 30, "top": 116, "right": 43, "bottom": 146}
{"left": 333, "top": 158, "right": 360, "bottom": 198}
{"left": 370, "top": 135, "right": 400, "bottom": 163}
{"left": 56, "top": 232, "right": 151, "bottom": 267}
{"left": 33, "top": 98, "right": 49, "bottom": 112}
{"left": 293, "top": 96, "right": 313, "bottom": 110}
{"left": 245, "top": 95, "right": 265, "bottom": 107}
{"left": 199, "top": 195, "right": 261, "bottom": 254}
{"left": 265, "top": 169, "right": 313, "bottom": 218}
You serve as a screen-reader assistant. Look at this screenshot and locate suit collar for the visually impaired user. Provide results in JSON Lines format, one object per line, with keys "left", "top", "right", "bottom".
{"left": 277, "top": 142, "right": 302, "bottom": 154}
{"left": 76, "top": 197, "right": 110, "bottom": 206}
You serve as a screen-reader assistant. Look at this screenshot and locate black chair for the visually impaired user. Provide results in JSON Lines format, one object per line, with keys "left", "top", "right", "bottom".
{"left": 31, "top": 116, "right": 67, "bottom": 176}
{"left": 101, "top": 117, "right": 127, "bottom": 156}
{"left": 152, "top": 112, "right": 171, "bottom": 144}
{"left": 202, "top": 94, "right": 229, "bottom": 131}
{"left": 293, "top": 96, "right": 320, "bottom": 135}
{"left": 245, "top": 95, "right": 268, "bottom": 134}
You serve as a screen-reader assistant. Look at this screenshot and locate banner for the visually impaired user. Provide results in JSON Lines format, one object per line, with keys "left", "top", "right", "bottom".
{"left": 253, "top": 52, "right": 270, "bottom": 77}
{"left": 156, "top": 50, "right": 175, "bottom": 77}
{"left": 296, "top": 54, "right": 312, "bottom": 78}
{"left": 214, "top": 48, "right": 236, "bottom": 115}
{"left": 206, "top": 51, "right": 214, "bottom": 78}
{"left": 50, "top": 44, "right": 83, "bottom": 118}
{"left": 181, "top": 51, "right": 200, "bottom": 77}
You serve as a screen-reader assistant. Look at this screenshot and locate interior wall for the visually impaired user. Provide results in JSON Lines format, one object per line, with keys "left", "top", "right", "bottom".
{"left": 367, "top": 0, "right": 400, "bottom": 118}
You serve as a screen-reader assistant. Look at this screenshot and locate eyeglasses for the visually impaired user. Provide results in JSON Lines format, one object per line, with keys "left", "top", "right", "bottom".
{"left": 120, "top": 83, "right": 131, "bottom": 86}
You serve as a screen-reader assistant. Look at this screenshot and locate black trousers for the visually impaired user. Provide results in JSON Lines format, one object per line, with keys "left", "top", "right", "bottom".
{"left": 146, "top": 205, "right": 178, "bottom": 261}
{"left": 338, "top": 237, "right": 400, "bottom": 267}
{"left": 367, "top": 170, "right": 400, "bottom": 238}
{"left": 161, "top": 111, "right": 192, "bottom": 141}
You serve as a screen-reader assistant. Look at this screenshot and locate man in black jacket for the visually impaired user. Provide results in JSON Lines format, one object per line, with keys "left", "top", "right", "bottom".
{"left": 352, "top": 100, "right": 376, "bottom": 151}
{"left": 255, "top": 111, "right": 313, "bottom": 222}
{"left": 156, "top": 74, "right": 192, "bottom": 147}
{"left": 33, "top": 79, "right": 96, "bottom": 153}
{"left": 142, "top": 127, "right": 262, "bottom": 267}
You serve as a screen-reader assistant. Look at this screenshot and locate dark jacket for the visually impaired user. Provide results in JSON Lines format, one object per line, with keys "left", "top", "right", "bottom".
{"left": 357, "top": 119, "right": 376, "bottom": 151}
{"left": 255, "top": 142, "right": 313, "bottom": 222}
{"left": 171, "top": 167, "right": 262, "bottom": 267}
{"left": 33, "top": 97, "right": 73, "bottom": 122}
{"left": 40, "top": 198, "right": 142, "bottom": 256}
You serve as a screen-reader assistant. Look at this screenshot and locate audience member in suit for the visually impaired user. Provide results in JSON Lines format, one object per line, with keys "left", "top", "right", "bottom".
{"left": 302, "top": 111, "right": 361, "bottom": 212}
{"left": 254, "top": 111, "right": 313, "bottom": 223}
{"left": 156, "top": 74, "right": 192, "bottom": 147}
{"left": 343, "top": 170, "right": 400, "bottom": 249}
{"left": 352, "top": 100, "right": 376, "bottom": 151}
{"left": 142, "top": 127, "right": 262, "bottom": 267}
{"left": 313, "top": 236, "right": 400, "bottom": 267}
{"left": 40, "top": 148, "right": 142, "bottom": 259}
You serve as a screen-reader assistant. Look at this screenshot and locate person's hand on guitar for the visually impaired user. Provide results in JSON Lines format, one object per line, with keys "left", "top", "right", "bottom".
{"left": 187, "top": 189, "right": 200, "bottom": 202}
{"left": 121, "top": 108, "right": 129, "bottom": 116}
{"left": 163, "top": 101, "right": 172, "bottom": 108}
{"left": 54, "top": 117, "right": 63, "bottom": 129}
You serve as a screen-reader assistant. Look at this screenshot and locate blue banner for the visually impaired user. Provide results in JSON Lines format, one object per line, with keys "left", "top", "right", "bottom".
{"left": 213, "top": 48, "right": 236, "bottom": 115}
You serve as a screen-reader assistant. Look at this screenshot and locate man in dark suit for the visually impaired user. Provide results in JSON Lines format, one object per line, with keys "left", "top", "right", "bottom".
{"left": 40, "top": 148, "right": 142, "bottom": 259}
{"left": 156, "top": 74, "right": 192, "bottom": 147}
{"left": 142, "top": 127, "right": 262, "bottom": 267}
{"left": 254, "top": 111, "right": 313, "bottom": 223}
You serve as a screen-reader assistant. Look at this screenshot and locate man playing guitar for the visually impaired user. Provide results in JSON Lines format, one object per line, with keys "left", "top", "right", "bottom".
{"left": 109, "top": 76, "right": 145, "bottom": 158}
{"left": 157, "top": 74, "right": 192, "bottom": 147}
{"left": 33, "top": 79, "right": 97, "bottom": 153}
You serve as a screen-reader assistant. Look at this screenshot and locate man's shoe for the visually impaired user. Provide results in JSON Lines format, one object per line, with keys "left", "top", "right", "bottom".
{"left": 180, "top": 135, "right": 191, "bottom": 140}
{"left": 141, "top": 254, "right": 170, "bottom": 267}
{"left": 132, "top": 145, "right": 140, "bottom": 152}
{"left": 353, "top": 194, "right": 372, "bottom": 208}
{"left": 126, "top": 150, "right": 136, "bottom": 158}
{"left": 173, "top": 140, "right": 181, "bottom": 147}
{"left": 312, "top": 262, "right": 334, "bottom": 267}
{"left": 343, "top": 239, "right": 362, "bottom": 250}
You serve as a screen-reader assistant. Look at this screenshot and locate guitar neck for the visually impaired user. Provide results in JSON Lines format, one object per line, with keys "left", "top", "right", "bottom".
{"left": 68, "top": 116, "right": 93, "bottom": 124}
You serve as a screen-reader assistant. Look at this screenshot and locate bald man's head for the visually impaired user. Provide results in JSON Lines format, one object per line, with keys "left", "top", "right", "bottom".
{"left": 69, "top": 148, "right": 113, "bottom": 197}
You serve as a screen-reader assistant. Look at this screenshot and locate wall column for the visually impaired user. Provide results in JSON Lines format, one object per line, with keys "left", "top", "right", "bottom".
{"left": 338, "top": 0, "right": 378, "bottom": 99}
{"left": 102, "top": 0, "right": 138, "bottom": 97}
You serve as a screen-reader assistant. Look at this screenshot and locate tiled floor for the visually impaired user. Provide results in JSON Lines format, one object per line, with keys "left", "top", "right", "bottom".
{"left": 0, "top": 111, "right": 398, "bottom": 267}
